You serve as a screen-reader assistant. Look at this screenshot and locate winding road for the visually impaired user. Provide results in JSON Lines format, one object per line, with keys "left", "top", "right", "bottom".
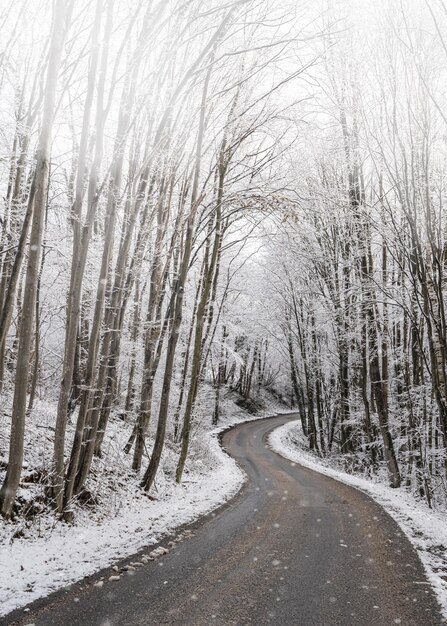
{"left": 4, "top": 414, "right": 444, "bottom": 625}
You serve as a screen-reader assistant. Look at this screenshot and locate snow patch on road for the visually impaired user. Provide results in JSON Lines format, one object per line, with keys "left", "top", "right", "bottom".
{"left": 269, "top": 419, "right": 447, "bottom": 619}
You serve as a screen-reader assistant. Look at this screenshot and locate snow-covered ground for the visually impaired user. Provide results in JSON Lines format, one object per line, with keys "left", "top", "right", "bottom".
{"left": 0, "top": 393, "right": 281, "bottom": 618}
{"left": 269, "top": 419, "right": 447, "bottom": 619}
{"left": 0, "top": 433, "right": 242, "bottom": 617}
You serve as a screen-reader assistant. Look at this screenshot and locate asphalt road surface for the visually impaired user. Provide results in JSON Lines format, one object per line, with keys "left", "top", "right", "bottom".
{"left": 4, "top": 414, "right": 444, "bottom": 626}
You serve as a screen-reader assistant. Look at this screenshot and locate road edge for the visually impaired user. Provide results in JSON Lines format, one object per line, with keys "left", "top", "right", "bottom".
{"left": 268, "top": 419, "right": 447, "bottom": 623}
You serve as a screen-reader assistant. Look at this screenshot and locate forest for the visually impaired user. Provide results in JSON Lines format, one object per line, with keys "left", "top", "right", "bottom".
{"left": 1, "top": 0, "right": 447, "bottom": 536}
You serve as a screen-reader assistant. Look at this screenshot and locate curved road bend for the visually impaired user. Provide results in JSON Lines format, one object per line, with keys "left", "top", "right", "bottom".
{"left": 5, "top": 414, "right": 444, "bottom": 626}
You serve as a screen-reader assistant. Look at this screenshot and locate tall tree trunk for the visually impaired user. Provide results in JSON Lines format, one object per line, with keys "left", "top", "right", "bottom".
{"left": 52, "top": 0, "right": 110, "bottom": 511}
{"left": 0, "top": 0, "right": 71, "bottom": 518}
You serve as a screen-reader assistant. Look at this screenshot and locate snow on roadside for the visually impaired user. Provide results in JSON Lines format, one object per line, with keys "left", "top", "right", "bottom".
{"left": 269, "top": 419, "right": 447, "bottom": 619}
{"left": 0, "top": 407, "right": 277, "bottom": 618}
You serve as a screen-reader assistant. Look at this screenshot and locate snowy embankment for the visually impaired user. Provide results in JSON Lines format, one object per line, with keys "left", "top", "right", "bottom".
{"left": 269, "top": 420, "right": 447, "bottom": 619}
{"left": 0, "top": 408, "right": 274, "bottom": 618}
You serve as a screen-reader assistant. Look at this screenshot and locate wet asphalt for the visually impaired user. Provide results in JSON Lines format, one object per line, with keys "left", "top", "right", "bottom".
{"left": 3, "top": 413, "right": 444, "bottom": 626}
